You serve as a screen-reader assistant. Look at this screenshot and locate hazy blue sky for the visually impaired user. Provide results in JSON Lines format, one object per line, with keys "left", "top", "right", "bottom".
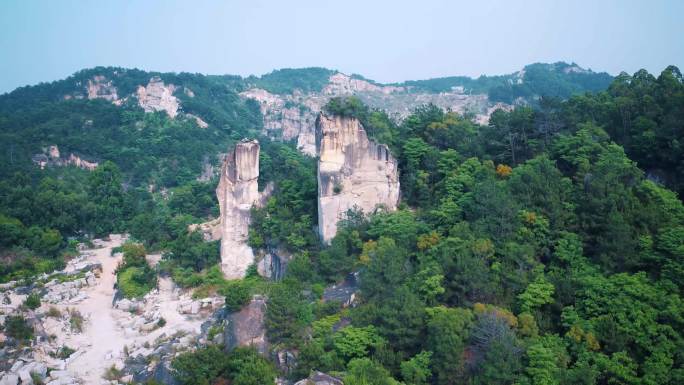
{"left": 1, "top": 0, "right": 683, "bottom": 93}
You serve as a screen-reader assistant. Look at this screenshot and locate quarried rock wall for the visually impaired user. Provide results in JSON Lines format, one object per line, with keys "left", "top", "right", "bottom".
{"left": 316, "top": 114, "right": 400, "bottom": 243}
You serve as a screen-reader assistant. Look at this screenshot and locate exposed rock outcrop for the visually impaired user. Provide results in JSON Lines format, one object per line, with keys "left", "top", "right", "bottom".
{"left": 86, "top": 75, "right": 119, "bottom": 101}
{"left": 316, "top": 114, "right": 400, "bottom": 242}
{"left": 137, "top": 76, "right": 179, "bottom": 118}
{"left": 294, "top": 371, "right": 344, "bottom": 385}
{"left": 240, "top": 88, "right": 321, "bottom": 156}
{"left": 240, "top": 72, "right": 497, "bottom": 157}
{"left": 186, "top": 113, "right": 209, "bottom": 128}
{"left": 67, "top": 153, "right": 99, "bottom": 171}
{"left": 216, "top": 140, "right": 261, "bottom": 279}
{"left": 256, "top": 248, "right": 291, "bottom": 281}
{"left": 31, "top": 145, "right": 98, "bottom": 171}
{"left": 323, "top": 72, "right": 404, "bottom": 95}
{"left": 323, "top": 272, "right": 360, "bottom": 308}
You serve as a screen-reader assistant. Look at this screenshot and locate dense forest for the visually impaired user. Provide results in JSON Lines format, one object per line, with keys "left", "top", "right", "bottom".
{"left": 1, "top": 64, "right": 683, "bottom": 385}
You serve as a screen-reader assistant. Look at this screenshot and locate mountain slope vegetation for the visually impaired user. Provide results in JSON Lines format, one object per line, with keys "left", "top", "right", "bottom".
{"left": 0, "top": 64, "right": 682, "bottom": 385}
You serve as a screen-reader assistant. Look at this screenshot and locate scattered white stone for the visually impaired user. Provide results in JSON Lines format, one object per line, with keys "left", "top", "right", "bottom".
{"left": 0, "top": 373, "right": 19, "bottom": 385}
{"left": 9, "top": 362, "right": 23, "bottom": 373}
{"left": 49, "top": 370, "right": 70, "bottom": 380}
{"left": 17, "top": 369, "right": 32, "bottom": 385}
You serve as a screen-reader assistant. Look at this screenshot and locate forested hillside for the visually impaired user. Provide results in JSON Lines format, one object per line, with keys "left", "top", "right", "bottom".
{"left": 1, "top": 64, "right": 682, "bottom": 385}
{"left": 396, "top": 62, "right": 613, "bottom": 103}
{"left": 239, "top": 66, "right": 683, "bottom": 385}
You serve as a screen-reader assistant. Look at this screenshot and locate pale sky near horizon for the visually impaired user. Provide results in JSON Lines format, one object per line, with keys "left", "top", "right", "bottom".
{"left": 1, "top": 0, "right": 683, "bottom": 94}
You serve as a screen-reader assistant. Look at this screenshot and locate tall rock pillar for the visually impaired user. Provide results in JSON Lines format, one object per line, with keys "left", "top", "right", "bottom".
{"left": 316, "top": 114, "right": 400, "bottom": 243}
{"left": 216, "top": 139, "right": 260, "bottom": 279}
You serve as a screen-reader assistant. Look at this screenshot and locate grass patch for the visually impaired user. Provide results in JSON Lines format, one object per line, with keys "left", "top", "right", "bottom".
{"left": 103, "top": 365, "right": 123, "bottom": 381}
{"left": 47, "top": 306, "right": 62, "bottom": 317}
{"left": 68, "top": 308, "right": 84, "bottom": 332}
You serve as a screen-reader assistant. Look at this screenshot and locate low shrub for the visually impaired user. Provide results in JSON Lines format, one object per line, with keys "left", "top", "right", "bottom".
{"left": 221, "top": 280, "right": 253, "bottom": 312}
{"left": 116, "top": 242, "right": 156, "bottom": 299}
{"left": 23, "top": 292, "right": 41, "bottom": 310}
{"left": 68, "top": 308, "right": 84, "bottom": 332}
{"left": 118, "top": 266, "right": 156, "bottom": 299}
{"left": 4, "top": 315, "right": 33, "bottom": 342}
{"left": 46, "top": 306, "right": 62, "bottom": 317}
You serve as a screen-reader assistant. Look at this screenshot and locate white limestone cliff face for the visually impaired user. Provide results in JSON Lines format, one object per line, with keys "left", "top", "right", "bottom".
{"left": 67, "top": 153, "right": 99, "bottom": 171}
{"left": 216, "top": 140, "right": 261, "bottom": 279}
{"left": 323, "top": 73, "right": 404, "bottom": 95}
{"left": 241, "top": 72, "right": 498, "bottom": 157}
{"left": 316, "top": 114, "right": 400, "bottom": 243}
{"left": 136, "top": 76, "right": 179, "bottom": 118}
{"left": 240, "top": 88, "right": 322, "bottom": 156}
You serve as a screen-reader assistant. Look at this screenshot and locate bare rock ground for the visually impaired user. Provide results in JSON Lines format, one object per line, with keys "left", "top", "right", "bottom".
{"left": 0, "top": 235, "right": 221, "bottom": 385}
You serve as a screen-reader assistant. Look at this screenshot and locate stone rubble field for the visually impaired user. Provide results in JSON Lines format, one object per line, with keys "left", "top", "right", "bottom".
{"left": 0, "top": 235, "right": 225, "bottom": 385}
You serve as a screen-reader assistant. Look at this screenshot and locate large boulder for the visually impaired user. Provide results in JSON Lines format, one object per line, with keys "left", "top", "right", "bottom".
{"left": 323, "top": 272, "right": 360, "bottom": 308}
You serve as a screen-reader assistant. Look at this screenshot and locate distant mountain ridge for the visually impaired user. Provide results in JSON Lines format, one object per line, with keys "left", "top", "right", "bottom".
{"left": 0, "top": 61, "right": 614, "bottom": 185}
{"left": 2, "top": 61, "right": 612, "bottom": 103}
{"left": 239, "top": 61, "right": 613, "bottom": 102}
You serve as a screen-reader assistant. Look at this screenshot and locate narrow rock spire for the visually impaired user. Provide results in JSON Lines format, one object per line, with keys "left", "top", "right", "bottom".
{"left": 216, "top": 139, "right": 260, "bottom": 279}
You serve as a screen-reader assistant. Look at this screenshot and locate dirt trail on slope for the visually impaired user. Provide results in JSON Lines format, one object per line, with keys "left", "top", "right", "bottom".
{"left": 64, "top": 237, "right": 127, "bottom": 383}
{"left": 58, "top": 237, "right": 205, "bottom": 384}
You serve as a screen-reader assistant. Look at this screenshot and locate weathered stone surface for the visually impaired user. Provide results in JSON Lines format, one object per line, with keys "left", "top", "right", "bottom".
{"left": 216, "top": 140, "right": 261, "bottom": 279}
{"left": 323, "top": 272, "right": 359, "bottom": 307}
{"left": 31, "top": 145, "right": 98, "bottom": 171}
{"left": 240, "top": 88, "right": 321, "bottom": 156}
{"left": 86, "top": 75, "right": 118, "bottom": 101}
{"left": 316, "top": 114, "right": 400, "bottom": 242}
{"left": 256, "top": 249, "right": 291, "bottom": 281}
{"left": 66, "top": 153, "right": 98, "bottom": 171}
{"left": 188, "top": 218, "right": 222, "bottom": 241}
{"left": 224, "top": 295, "right": 268, "bottom": 354}
{"left": 323, "top": 72, "right": 404, "bottom": 95}
{"left": 294, "top": 371, "right": 344, "bottom": 385}
{"left": 0, "top": 374, "right": 19, "bottom": 385}
{"left": 186, "top": 113, "right": 209, "bottom": 128}
{"left": 137, "top": 76, "right": 179, "bottom": 118}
